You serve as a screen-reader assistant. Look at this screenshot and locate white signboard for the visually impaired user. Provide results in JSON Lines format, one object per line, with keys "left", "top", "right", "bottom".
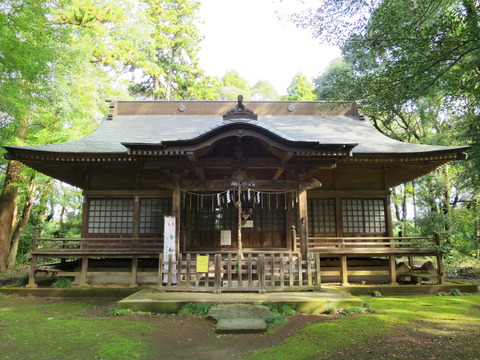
{"left": 220, "top": 230, "right": 231, "bottom": 245}
{"left": 163, "top": 216, "right": 177, "bottom": 283}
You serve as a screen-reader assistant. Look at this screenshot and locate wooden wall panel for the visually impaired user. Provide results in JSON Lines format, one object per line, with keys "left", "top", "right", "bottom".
{"left": 335, "top": 166, "right": 385, "bottom": 190}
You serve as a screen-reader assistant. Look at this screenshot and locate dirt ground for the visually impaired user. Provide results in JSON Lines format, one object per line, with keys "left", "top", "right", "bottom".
{"left": 1, "top": 267, "right": 479, "bottom": 360}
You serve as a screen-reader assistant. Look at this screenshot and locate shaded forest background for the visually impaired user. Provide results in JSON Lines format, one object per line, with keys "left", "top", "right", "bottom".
{"left": 0, "top": 0, "right": 478, "bottom": 270}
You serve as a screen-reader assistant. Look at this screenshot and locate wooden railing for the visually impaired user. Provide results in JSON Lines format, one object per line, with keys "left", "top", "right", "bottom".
{"left": 159, "top": 252, "right": 321, "bottom": 293}
{"left": 295, "top": 236, "right": 439, "bottom": 255}
{"left": 31, "top": 229, "right": 163, "bottom": 255}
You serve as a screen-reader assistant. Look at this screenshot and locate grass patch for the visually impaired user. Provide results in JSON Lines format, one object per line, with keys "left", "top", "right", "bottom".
{"left": 179, "top": 302, "right": 214, "bottom": 316}
{"left": 0, "top": 301, "right": 154, "bottom": 360}
{"left": 245, "top": 295, "right": 480, "bottom": 360}
{"left": 52, "top": 277, "right": 72, "bottom": 288}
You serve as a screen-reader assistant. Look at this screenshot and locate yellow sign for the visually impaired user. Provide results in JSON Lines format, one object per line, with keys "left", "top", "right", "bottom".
{"left": 196, "top": 255, "right": 209, "bottom": 273}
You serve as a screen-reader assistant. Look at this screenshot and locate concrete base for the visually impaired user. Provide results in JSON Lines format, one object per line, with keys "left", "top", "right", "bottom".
{"left": 117, "top": 287, "right": 363, "bottom": 314}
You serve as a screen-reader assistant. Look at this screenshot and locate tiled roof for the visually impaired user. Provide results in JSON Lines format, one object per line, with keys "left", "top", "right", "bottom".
{"left": 4, "top": 101, "right": 468, "bottom": 156}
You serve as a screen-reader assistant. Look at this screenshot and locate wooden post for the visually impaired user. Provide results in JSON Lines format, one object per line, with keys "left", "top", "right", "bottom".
{"left": 279, "top": 253, "right": 285, "bottom": 287}
{"left": 307, "top": 252, "right": 313, "bottom": 287}
{"left": 186, "top": 253, "right": 191, "bottom": 288}
{"left": 25, "top": 255, "right": 38, "bottom": 288}
{"left": 389, "top": 256, "right": 398, "bottom": 285}
{"left": 258, "top": 254, "right": 266, "bottom": 294}
{"left": 214, "top": 254, "right": 222, "bottom": 293}
{"left": 315, "top": 252, "right": 322, "bottom": 288}
{"left": 436, "top": 254, "right": 445, "bottom": 284}
{"left": 129, "top": 256, "right": 138, "bottom": 288}
{"left": 157, "top": 253, "right": 163, "bottom": 290}
{"left": 340, "top": 256, "right": 348, "bottom": 285}
{"left": 298, "top": 189, "right": 309, "bottom": 258}
{"left": 286, "top": 194, "right": 293, "bottom": 251}
{"left": 291, "top": 226, "right": 297, "bottom": 252}
{"left": 172, "top": 183, "right": 181, "bottom": 256}
{"left": 298, "top": 253, "right": 303, "bottom": 286}
{"left": 32, "top": 227, "right": 39, "bottom": 251}
{"left": 79, "top": 256, "right": 89, "bottom": 287}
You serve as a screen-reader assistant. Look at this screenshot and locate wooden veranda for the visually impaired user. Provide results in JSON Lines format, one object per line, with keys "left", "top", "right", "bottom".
{"left": 26, "top": 228, "right": 445, "bottom": 291}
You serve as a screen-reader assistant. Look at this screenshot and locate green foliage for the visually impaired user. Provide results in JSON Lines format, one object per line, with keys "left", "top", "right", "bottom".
{"left": 450, "top": 288, "right": 463, "bottom": 296}
{"left": 129, "top": 0, "right": 204, "bottom": 100}
{"left": 344, "top": 306, "right": 365, "bottom": 314}
{"left": 297, "top": 0, "right": 480, "bottom": 263}
{"left": 179, "top": 302, "right": 214, "bottom": 316}
{"left": 264, "top": 313, "right": 287, "bottom": 328}
{"left": 261, "top": 303, "right": 296, "bottom": 315}
{"left": 362, "top": 301, "right": 376, "bottom": 313}
{"left": 324, "top": 304, "right": 337, "bottom": 314}
{"left": 283, "top": 73, "right": 316, "bottom": 101}
{"left": 313, "top": 59, "right": 359, "bottom": 100}
{"left": 51, "top": 277, "right": 72, "bottom": 288}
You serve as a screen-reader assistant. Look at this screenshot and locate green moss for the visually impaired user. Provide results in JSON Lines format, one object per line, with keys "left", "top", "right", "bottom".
{"left": 179, "top": 302, "right": 214, "bottom": 316}
{"left": 245, "top": 295, "right": 480, "bottom": 360}
{"left": 0, "top": 302, "right": 153, "bottom": 360}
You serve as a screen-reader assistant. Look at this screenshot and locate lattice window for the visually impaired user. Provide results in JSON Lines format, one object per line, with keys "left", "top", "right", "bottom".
{"left": 342, "top": 199, "right": 386, "bottom": 234}
{"left": 364, "top": 199, "right": 386, "bottom": 233}
{"left": 308, "top": 199, "right": 336, "bottom": 234}
{"left": 139, "top": 198, "right": 172, "bottom": 235}
{"left": 87, "top": 199, "right": 134, "bottom": 234}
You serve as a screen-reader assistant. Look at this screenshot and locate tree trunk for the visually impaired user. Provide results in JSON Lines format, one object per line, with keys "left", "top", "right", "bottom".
{"left": 153, "top": 75, "right": 160, "bottom": 100}
{"left": 0, "top": 161, "right": 22, "bottom": 270}
{"left": 6, "top": 179, "right": 37, "bottom": 268}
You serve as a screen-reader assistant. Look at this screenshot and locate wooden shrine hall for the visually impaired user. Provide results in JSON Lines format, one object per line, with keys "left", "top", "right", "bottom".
{"left": 3, "top": 97, "right": 469, "bottom": 291}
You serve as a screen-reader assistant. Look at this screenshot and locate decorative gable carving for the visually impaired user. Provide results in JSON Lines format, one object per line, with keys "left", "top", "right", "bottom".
{"left": 223, "top": 95, "right": 258, "bottom": 121}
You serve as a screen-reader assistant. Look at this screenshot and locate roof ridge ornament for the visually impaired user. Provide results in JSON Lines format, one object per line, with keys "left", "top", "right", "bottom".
{"left": 223, "top": 95, "right": 258, "bottom": 121}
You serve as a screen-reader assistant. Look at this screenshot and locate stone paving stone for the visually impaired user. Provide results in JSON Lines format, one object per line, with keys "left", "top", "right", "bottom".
{"left": 215, "top": 317, "right": 267, "bottom": 333}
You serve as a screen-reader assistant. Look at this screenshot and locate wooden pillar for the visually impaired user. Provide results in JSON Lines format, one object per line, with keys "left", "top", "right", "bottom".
{"left": 79, "top": 256, "right": 89, "bottom": 287}
{"left": 298, "top": 189, "right": 309, "bottom": 258}
{"left": 258, "top": 254, "right": 266, "bottom": 293}
{"left": 285, "top": 193, "right": 293, "bottom": 251}
{"left": 340, "top": 255, "right": 348, "bottom": 285}
{"left": 315, "top": 252, "right": 321, "bottom": 288}
{"left": 214, "top": 254, "right": 222, "bottom": 293}
{"left": 389, "top": 256, "right": 398, "bottom": 285}
{"left": 130, "top": 256, "right": 138, "bottom": 288}
{"left": 25, "top": 255, "right": 38, "bottom": 288}
{"left": 436, "top": 254, "right": 445, "bottom": 284}
{"left": 172, "top": 183, "right": 181, "bottom": 256}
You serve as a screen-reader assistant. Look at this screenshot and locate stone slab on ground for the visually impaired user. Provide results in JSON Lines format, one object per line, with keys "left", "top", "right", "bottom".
{"left": 208, "top": 303, "right": 273, "bottom": 320}
{"left": 216, "top": 317, "right": 268, "bottom": 334}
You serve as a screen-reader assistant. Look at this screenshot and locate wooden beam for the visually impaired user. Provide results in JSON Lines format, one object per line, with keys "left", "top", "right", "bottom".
{"left": 298, "top": 189, "right": 308, "bottom": 258}
{"left": 273, "top": 167, "right": 284, "bottom": 180}
{"left": 340, "top": 256, "right": 348, "bottom": 285}
{"left": 179, "top": 179, "right": 302, "bottom": 192}
{"left": 172, "top": 183, "right": 181, "bottom": 255}
{"left": 389, "top": 256, "right": 398, "bottom": 285}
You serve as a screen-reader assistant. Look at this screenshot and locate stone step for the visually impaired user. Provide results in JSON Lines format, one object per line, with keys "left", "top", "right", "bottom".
{"left": 215, "top": 317, "right": 267, "bottom": 334}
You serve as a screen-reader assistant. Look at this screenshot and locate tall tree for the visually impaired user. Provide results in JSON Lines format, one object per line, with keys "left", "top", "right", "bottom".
{"left": 0, "top": 0, "right": 61, "bottom": 270}
{"left": 0, "top": 0, "right": 133, "bottom": 269}
{"left": 251, "top": 80, "right": 279, "bottom": 101}
{"left": 313, "top": 59, "right": 360, "bottom": 101}
{"left": 293, "top": 0, "right": 479, "bottom": 255}
{"left": 283, "top": 73, "right": 316, "bottom": 101}
{"left": 129, "top": 0, "right": 204, "bottom": 100}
